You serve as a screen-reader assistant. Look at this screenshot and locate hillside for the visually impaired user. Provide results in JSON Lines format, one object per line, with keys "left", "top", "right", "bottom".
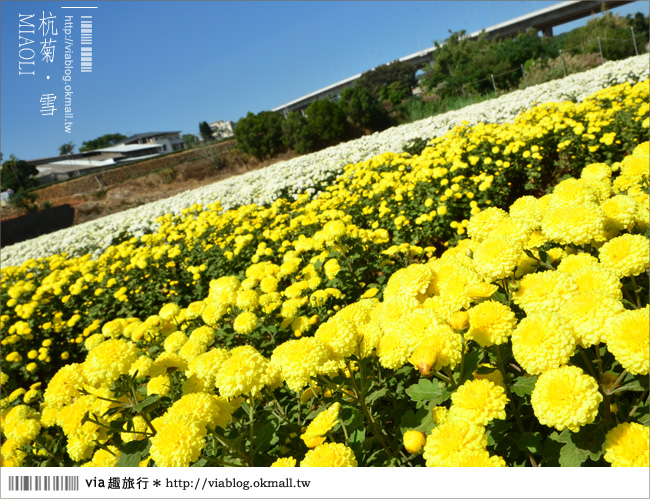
{"left": 2, "top": 142, "right": 298, "bottom": 226}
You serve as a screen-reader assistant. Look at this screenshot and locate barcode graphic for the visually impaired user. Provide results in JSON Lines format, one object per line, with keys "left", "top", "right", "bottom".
{"left": 80, "top": 15, "right": 93, "bottom": 72}
{"left": 8, "top": 476, "right": 79, "bottom": 491}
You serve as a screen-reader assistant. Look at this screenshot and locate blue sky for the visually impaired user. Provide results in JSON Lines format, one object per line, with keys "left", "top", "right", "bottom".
{"left": 1, "top": 0, "right": 647, "bottom": 161}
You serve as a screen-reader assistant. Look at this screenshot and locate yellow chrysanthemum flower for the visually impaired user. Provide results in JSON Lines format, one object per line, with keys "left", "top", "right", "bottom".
{"left": 147, "top": 374, "right": 171, "bottom": 397}
{"left": 271, "top": 337, "right": 331, "bottom": 392}
{"left": 467, "top": 207, "right": 509, "bottom": 243}
{"left": 448, "top": 379, "right": 508, "bottom": 426}
{"left": 556, "top": 253, "right": 599, "bottom": 274}
{"left": 301, "top": 402, "right": 340, "bottom": 448}
{"left": 43, "top": 363, "right": 86, "bottom": 409}
{"left": 149, "top": 415, "right": 207, "bottom": 467}
{"left": 81, "top": 446, "right": 121, "bottom": 467}
{"left": 604, "top": 422, "right": 649, "bottom": 467}
{"left": 215, "top": 345, "right": 268, "bottom": 398}
{"left": 561, "top": 292, "right": 624, "bottom": 348}
{"left": 531, "top": 365, "right": 602, "bottom": 432}
{"left": 449, "top": 449, "right": 507, "bottom": 467}
{"left": 598, "top": 234, "right": 650, "bottom": 278}
{"left": 314, "top": 317, "right": 357, "bottom": 359}
{"left": 605, "top": 307, "right": 649, "bottom": 375}
{"left": 233, "top": 311, "right": 259, "bottom": 335}
{"left": 270, "top": 457, "right": 297, "bottom": 467}
{"left": 472, "top": 236, "right": 522, "bottom": 282}
{"left": 511, "top": 312, "right": 576, "bottom": 375}
{"left": 464, "top": 282, "right": 498, "bottom": 301}
{"left": 187, "top": 348, "right": 230, "bottom": 389}
{"left": 509, "top": 196, "right": 543, "bottom": 231}
{"left": 513, "top": 270, "right": 578, "bottom": 314}
{"left": 423, "top": 420, "right": 488, "bottom": 467}
{"left": 571, "top": 264, "right": 622, "bottom": 300}
{"left": 82, "top": 339, "right": 139, "bottom": 386}
{"left": 467, "top": 300, "right": 516, "bottom": 347}
{"left": 601, "top": 194, "right": 638, "bottom": 233}
{"left": 300, "top": 442, "right": 357, "bottom": 467}
{"left": 541, "top": 201, "right": 605, "bottom": 246}
{"left": 166, "top": 393, "right": 222, "bottom": 431}
{"left": 163, "top": 331, "right": 188, "bottom": 354}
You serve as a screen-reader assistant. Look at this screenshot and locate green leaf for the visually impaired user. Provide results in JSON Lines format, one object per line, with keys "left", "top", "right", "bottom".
{"left": 116, "top": 439, "right": 150, "bottom": 467}
{"left": 253, "top": 421, "right": 277, "bottom": 454}
{"left": 475, "top": 365, "right": 497, "bottom": 375}
{"left": 571, "top": 424, "right": 606, "bottom": 461}
{"left": 365, "top": 387, "right": 388, "bottom": 406}
{"left": 516, "top": 432, "right": 543, "bottom": 454}
{"left": 491, "top": 291, "right": 508, "bottom": 305}
{"left": 541, "top": 436, "right": 563, "bottom": 466}
{"left": 109, "top": 418, "right": 128, "bottom": 432}
{"left": 559, "top": 439, "right": 590, "bottom": 467}
{"left": 636, "top": 410, "right": 650, "bottom": 426}
{"left": 611, "top": 379, "right": 645, "bottom": 394}
{"left": 400, "top": 408, "right": 435, "bottom": 435}
{"left": 405, "top": 378, "right": 451, "bottom": 405}
{"left": 460, "top": 348, "right": 481, "bottom": 382}
{"left": 134, "top": 395, "right": 160, "bottom": 413}
{"left": 511, "top": 375, "right": 538, "bottom": 397}
{"left": 340, "top": 406, "right": 364, "bottom": 428}
{"left": 538, "top": 250, "right": 552, "bottom": 267}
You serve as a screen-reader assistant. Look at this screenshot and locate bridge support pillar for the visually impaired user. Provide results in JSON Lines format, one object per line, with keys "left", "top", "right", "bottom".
{"left": 541, "top": 26, "right": 553, "bottom": 37}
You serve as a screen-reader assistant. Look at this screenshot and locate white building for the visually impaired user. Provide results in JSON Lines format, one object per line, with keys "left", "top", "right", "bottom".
{"left": 120, "top": 131, "right": 185, "bottom": 152}
{"left": 209, "top": 120, "right": 235, "bottom": 140}
{"left": 28, "top": 132, "right": 185, "bottom": 185}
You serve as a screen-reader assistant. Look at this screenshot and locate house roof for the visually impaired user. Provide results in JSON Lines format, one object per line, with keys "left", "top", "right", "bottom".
{"left": 37, "top": 158, "right": 118, "bottom": 174}
{"left": 95, "top": 143, "right": 163, "bottom": 153}
{"left": 120, "top": 131, "right": 181, "bottom": 143}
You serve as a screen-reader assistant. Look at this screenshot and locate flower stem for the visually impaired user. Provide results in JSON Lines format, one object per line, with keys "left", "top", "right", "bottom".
{"left": 458, "top": 332, "right": 466, "bottom": 384}
{"left": 626, "top": 389, "right": 649, "bottom": 423}
{"left": 494, "top": 344, "right": 538, "bottom": 467}
{"left": 442, "top": 366, "right": 458, "bottom": 388}
{"left": 248, "top": 397, "right": 256, "bottom": 466}
{"left": 605, "top": 369, "right": 628, "bottom": 395}
{"left": 622, "top": 285, "right": 638, "bottom": 309}
{"left": 431, "top": 370, "right": 453, "bottom": 386}
{"left": 630, "top": 275, "right": 642, "bottom": 309}
{"left": 578, "top": 346, "right": 599, "bottom": 381}
{"left": 345, "top": 359, "right": 393, "bottom": 457}
{"left": 211, "top": 432, "right": 252, "bottom": 466}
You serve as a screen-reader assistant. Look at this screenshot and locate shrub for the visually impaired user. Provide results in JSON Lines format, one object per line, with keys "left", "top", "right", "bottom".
{"left": 234, "top": 111, "right": 286, "bottom": 159}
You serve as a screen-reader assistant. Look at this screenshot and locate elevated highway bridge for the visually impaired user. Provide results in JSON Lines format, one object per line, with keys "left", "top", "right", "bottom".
{"left": 272, "top": 0, "right": 635, "bottom": 115}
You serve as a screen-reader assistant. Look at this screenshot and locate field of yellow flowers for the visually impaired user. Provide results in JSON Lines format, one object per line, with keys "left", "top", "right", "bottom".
{"left": 1, "top": 75, "right": 649, "bottom": 468}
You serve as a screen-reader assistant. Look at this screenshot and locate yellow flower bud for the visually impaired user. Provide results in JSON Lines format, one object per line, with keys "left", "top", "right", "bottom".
{"left": 409, "top": 342, "right": 439, "bottom": 377}
{"left": 449, "top": 311, "right": 470, "bottom": 331}
{"left": 403, "top": 430, "right": 426, "bottom": 454}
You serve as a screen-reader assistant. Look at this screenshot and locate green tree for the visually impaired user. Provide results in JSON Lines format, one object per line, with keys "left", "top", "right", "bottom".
{"left": 234, "top": 111, "right": 286, "bottom": 159}
{"left": 421, "top": 30, "right": 514, "bottom": 98}
{"left": 281, "top": 111, "right": 311, "bottom": 154}
{"left": 359, "top": 60, "right": 417, "bottom": 99}
{"left": 627, "top": 12, "right": 649, "bottom": 48}
{"left": 199, "top": 121, "right": 213, "bottom": 142}
{"left": 563, "top": 12, "right": 639, "bottom": 61}
{"left": 379, "top": 81, "right": 411, "bottom": 105}
{"left": 59, "top": 142, "right": 75, "bottom": 156}
{"left": 79, "top": 133, "right": 126, "bottom": 152}
{"left": 301, "top": 99, "right": 348, "bottom": 151}
{"left": 182, "top": 134, "right": 199, "bottom": 148}
{"left": 1, "top": 155, "right": 39, "bottom": 191}
{"left": 338, "top": 85, "right": 391, "bottom": 131}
